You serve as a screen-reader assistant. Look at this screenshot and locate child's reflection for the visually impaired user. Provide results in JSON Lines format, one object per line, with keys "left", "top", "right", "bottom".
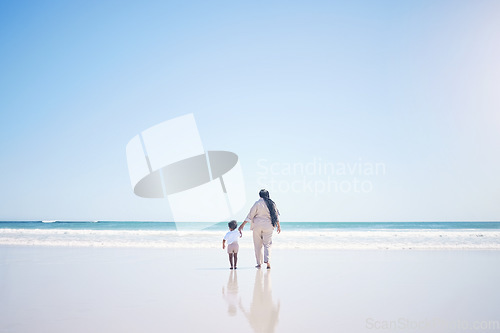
{"left": 239, "top": 269, "right": 280, "bottom": 333}
{"left": 222, "top": 270, "right": 239, "bottom": 316}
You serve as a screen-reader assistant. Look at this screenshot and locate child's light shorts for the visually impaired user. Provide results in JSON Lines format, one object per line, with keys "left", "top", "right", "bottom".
{"left": 227, "top": 242, "right": 239, "bottom": 254}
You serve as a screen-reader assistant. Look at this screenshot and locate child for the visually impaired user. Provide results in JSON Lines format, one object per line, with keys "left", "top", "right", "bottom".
{"left": 222, "top": 220, "right": 242, "bottom": 269}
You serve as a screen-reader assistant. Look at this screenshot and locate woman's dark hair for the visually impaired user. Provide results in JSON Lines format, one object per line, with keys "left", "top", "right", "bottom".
{"left": 259, "top": 189, "right": 278, "bottom": 227}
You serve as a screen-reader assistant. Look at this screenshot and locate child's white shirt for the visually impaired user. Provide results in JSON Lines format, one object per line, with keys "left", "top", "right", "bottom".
{"left": 223, "top": 229, "right": 240, "bottom": 245}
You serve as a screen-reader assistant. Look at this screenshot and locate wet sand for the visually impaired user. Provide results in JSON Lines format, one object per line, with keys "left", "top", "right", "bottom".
{"left": 1, "top": 247, "right": 499, "bottom": 333}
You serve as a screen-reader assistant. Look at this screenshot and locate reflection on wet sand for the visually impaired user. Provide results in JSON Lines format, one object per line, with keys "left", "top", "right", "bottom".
{"left": 239, "top": 269, "right": 280, "bottom": 333}
{"left": 222, "top": 270, "right": 239, "bottom": 316}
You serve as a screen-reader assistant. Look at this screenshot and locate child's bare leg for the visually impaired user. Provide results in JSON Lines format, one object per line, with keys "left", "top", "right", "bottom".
{"left": 228, "top": 253, "right": 234, "bottom": 269}
{"left": 234, "top": 253, "right": 238, "bottom": 269}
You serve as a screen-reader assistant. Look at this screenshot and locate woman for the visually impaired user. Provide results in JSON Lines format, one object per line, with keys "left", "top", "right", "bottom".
{"left": 239, "top": 189, "right": 281, "bottom": 269}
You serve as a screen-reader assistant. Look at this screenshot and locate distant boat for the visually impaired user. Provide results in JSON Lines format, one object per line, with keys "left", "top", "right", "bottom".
{"left": 42, "top": 220, "right": 57, "bottom": 223}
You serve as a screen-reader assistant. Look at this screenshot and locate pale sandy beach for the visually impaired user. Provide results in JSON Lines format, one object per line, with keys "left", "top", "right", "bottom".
{"left": 1, "top": 246, "right": 499, "bottom": 333}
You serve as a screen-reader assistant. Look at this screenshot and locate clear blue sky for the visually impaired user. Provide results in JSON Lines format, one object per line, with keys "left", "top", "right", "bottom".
{"left": 1, "top": 0, "right": 499, "bottom": 222}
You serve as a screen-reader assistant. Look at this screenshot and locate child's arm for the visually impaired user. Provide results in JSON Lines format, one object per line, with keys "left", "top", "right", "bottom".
{"left": 222, "top": 239, "right": 226, "bottom": 249}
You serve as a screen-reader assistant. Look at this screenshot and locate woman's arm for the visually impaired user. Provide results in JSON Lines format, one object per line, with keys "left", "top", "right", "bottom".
{"left": 238, "top": 221, "right": 248, "bottom": 232}
{"left": 275, "top": 204, "right": 281, "bottom": 233}
{"left": 239, "top": 201, "right": 258, "bottom": 232}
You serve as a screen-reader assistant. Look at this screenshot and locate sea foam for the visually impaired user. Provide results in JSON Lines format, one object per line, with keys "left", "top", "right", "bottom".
{"left": 1, "top": 228, "right": 499, "bottom": 250}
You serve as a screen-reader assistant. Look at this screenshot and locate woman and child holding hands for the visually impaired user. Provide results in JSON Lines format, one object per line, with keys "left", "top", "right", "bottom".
{"left": 222, "top": 189, "right": 281, "bottom": 270}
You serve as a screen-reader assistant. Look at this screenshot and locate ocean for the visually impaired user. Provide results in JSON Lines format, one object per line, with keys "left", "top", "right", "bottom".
{"left": 1, "top": 221, "right": 499, "bottom": 250}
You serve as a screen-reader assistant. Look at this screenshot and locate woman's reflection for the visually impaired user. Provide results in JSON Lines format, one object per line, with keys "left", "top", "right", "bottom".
{"left": 239, "top": 269, "right": 280, "bottom": 333}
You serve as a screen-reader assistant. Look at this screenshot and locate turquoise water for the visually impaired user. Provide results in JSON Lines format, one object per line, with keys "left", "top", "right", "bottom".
{"left": 1, "top": 221, "right": 499, "bottom": 249}
{"left": 0, "top": 221, "right": 499, "bottom": 231}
